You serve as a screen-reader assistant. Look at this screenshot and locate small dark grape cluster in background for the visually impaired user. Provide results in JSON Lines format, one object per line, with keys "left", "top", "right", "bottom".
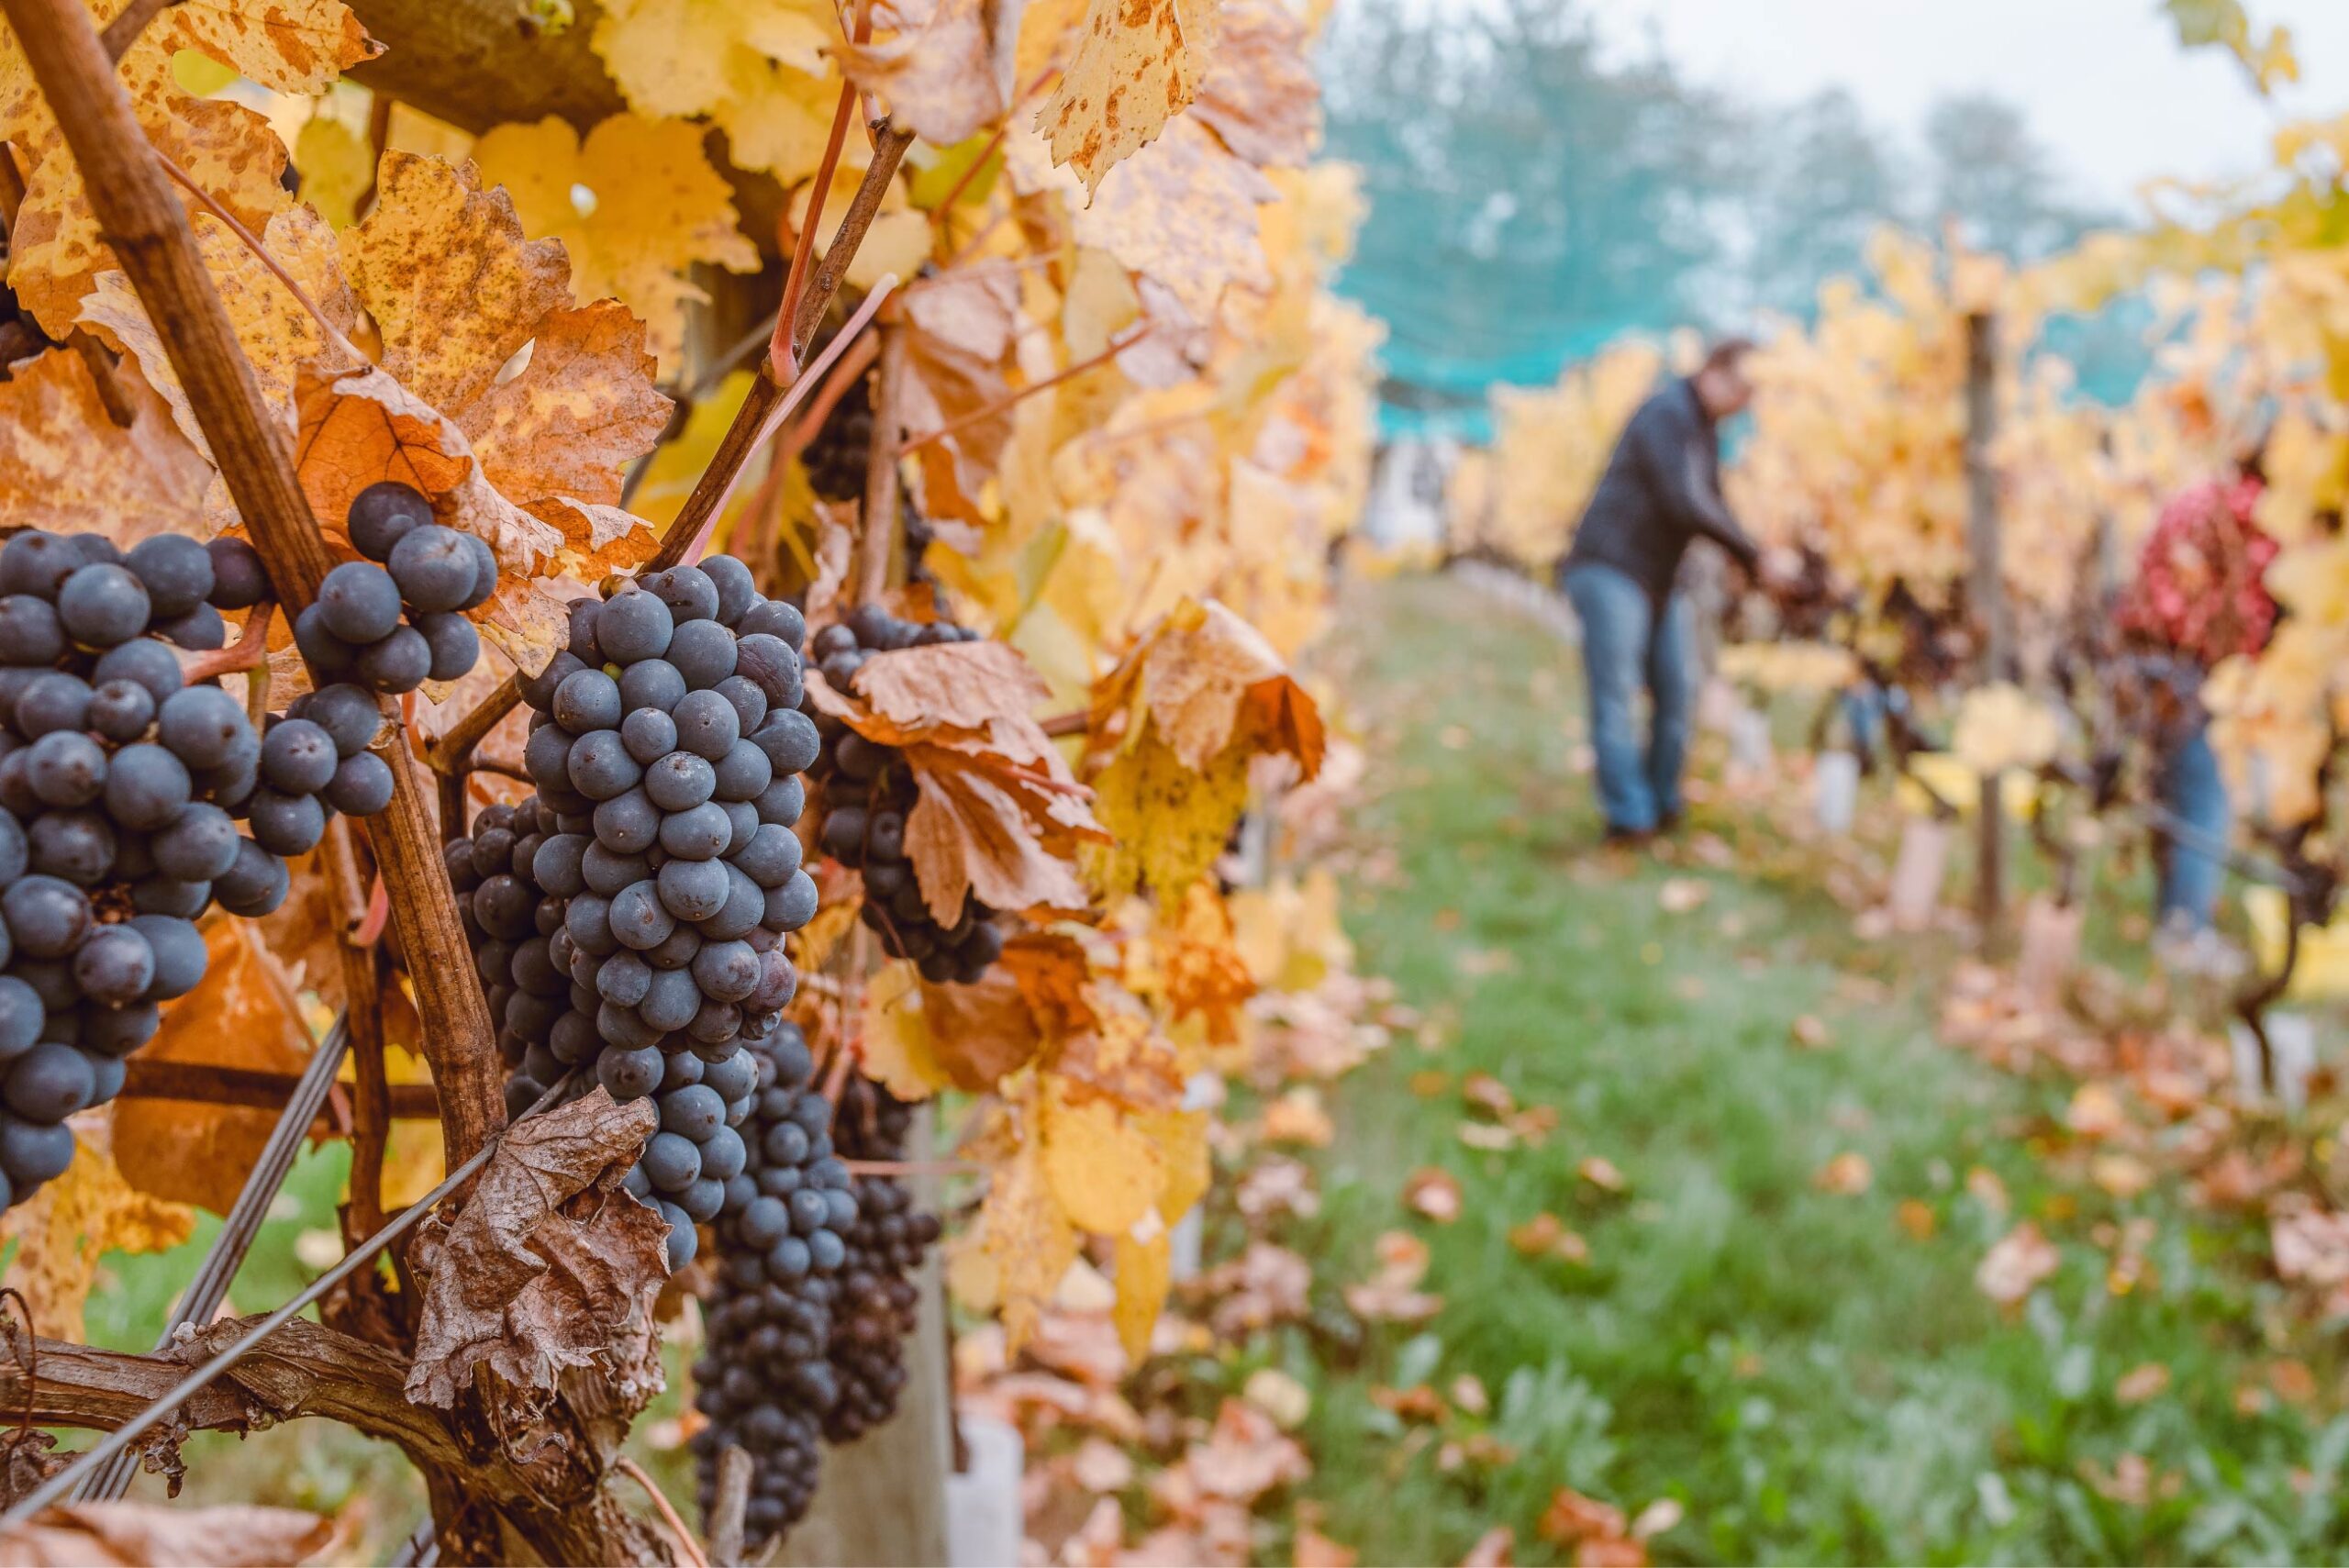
{"left": 447, "top": 554, "right": 821, "bottom": 1272}
{"left": 0, "top": 528, "right": 347, "bottom": 1211}
{"left": 820, "top": 1075, "right": 940, "bottom": 1444}
{"left": 799, "top": 371, "right": 874, "bottom": 505}
{"left": 693, "top": 1023, "right": 858, "bottom": 1546}
{"left": 294, "top": 482, "right": 498, "bottom": 695}
{"left": 804, "top": 606, "right": 1005, "bottom": 985}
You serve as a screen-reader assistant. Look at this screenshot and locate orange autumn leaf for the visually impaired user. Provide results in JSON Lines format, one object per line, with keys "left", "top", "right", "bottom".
{"left": 1403, "top": 1167, "right": 1464, "bottom": 1224}
{"left": 0, "top": 349, "right": 211, "bottom": 545}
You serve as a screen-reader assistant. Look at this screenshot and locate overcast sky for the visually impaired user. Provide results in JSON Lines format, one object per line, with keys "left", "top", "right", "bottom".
{"left": 1588, "top": 0, "right": 2349, "bottom": 211}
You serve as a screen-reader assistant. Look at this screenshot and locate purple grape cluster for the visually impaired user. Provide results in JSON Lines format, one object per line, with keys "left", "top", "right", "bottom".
{"left": 804, "top": 606, "right": 1004, "bottom": 984}
{"left": 445, "top": 554, "right": 821, "bottom": 1270}
{"left": 693, "top": 1023, "right": 858, "bottom": 1546}
{"left": 293, "top": 483, "right": 497, "bottom": 695}
{"left": 0, "top": 526, "right": 350, "bottom": 1212}
{"left": 821, "top": 1075, "right": 939, "bottom": 1443}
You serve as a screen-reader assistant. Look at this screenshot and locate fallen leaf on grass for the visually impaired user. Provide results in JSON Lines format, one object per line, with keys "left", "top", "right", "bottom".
{"left": 2269, "top": 1359, "right": 2318, "bottom": 1404}
{"left": 1538, "top": 1489, "right": 1644, "bottom": 1563}
{"left": 1294, "top": 1526, "right": 1359, "bottom": 1567}
{"left": 1187, "top": 1397, "right": 1310, "bottom": 1502}
{"left": 1461, "top": 1072, "right": 1516, "bottom": 1118}
{"left": 1408, "top": 1070, "right": 1452, "bottom": 1097}
{"left": 1450, "top": 1373, "right": 1490, "bottom": 1416}
{"left": 1344, "top": 1230, "right": 1442, "bottom": 1324}
{"left": 1403, "top": 1167, "right": 1464, "bottom": 1224}
{"left": 1976, "top": 1221, "right": 2060, "bottom": 1307}
{"left": 1965, "top": 1166, "right": 2010, "bottom": 1216}
{"left": 1372, "top": 1384, "right": 1448, "bottom": 1423}
{"left": 1631, "top": 1498, "right": 1685, "bottom": 1541}
{"left": 2091, "top": 1153, "right": 2154, "bottom": 1199}
{"left": 406, "top": 1088, "right": 666, "bottom": 1407}
{"left": 2065, "top": 1081, "right": 2129, "bottom": 1140}
{"left": 1578, "top": 1156, "right": 1628, "bottom": 1193}
{"left": 1508, "top": 1212, "right": 1591, "bottom": 1264}
{"left": 1459, "top": 1526, "right": 1516, "bottom": 1566}
{"left": 1813, "top": 1152, "right": 1874, "bottom": 1195}
{"left": 1070, "top": 1436, "right": 1136, "bottom": 1494}
{"left": 1896, "top": 1199, "right": 1937, "bottom": 1240}
{"left": 1242, "top": 1366, "right": 1311, "bottom": 1429}
{"left": 1789, "top": 1014, "right": 1831, "bottom": 1050}
{"left": 0, "top": 1502, "right": 331, "bottom": 1566}
{"left": 2115, "top": 1362, "right": 2172, "bottom": 1405}
{"left": 1657, "top": 877, "right": 1709, "bottom": 914}
{"left": 1260, "top": 1086, "right": 1333, "bottom": 1148}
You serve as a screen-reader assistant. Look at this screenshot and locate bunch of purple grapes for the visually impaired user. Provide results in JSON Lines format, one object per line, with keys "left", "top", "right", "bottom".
{"left": 820, "top": 1075, "right": 940, "bottom": 1443}
{"left": 692, "top": 1022, "right": 859, "bottom": 1546}
{"left": 804, "top": 606, "right": 1004, "bottom": 984}
{"left": 0, "top": 523, "right": 404, "bottom": 1212}
{"left": 293, "top": 483, "right": 497, "bottom": 695}
{"left": 446, "top": 554, "right": 821, "bottom": 1271}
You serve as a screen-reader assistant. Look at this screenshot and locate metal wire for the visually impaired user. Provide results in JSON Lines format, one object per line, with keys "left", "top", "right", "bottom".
{"left": 4, "top": 1073, "right": 578, "bottom": 1526}
{"left": 72, "top": 1012, "right": 356, "bottom": 1503}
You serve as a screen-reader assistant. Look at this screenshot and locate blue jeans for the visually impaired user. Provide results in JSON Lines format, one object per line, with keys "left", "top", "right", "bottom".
{"left": 1563, "top": 563, "right": 1697, "bottom": 834}
{"left": 2155, "top": 723, "right": 2229, "bottom": 930}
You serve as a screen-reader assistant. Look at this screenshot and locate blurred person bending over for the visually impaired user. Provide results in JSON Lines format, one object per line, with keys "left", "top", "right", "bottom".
{"left": 1556, "top": 339, "right": 1781, "bottom": 842}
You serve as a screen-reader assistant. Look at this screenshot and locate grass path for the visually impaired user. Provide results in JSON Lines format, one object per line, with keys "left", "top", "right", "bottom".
{"left": 1274, "top": 574, "right": 2344, "bottom": 1565}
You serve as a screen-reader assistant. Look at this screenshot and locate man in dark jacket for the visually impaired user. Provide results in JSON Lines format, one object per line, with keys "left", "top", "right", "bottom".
{"left": 1557, "top": 339, "right": 1770, "bottom": 841}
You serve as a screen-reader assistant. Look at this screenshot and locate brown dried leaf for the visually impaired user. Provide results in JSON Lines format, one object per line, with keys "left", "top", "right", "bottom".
{"left": 1136, "top": 597, "right": 1322, "bottom": 774}
{"left": 1037, "top": 0, "right": 1219, "bottom": 195}
{"left": 1190, "top": 0, "right": 1319, "bottom": 167}
{"left": 905, "top": 757, "right": 1096, "bottom": 922}
{"left": 0, "top": 350, "right": 212, "bottom": 545}
{"left": 462, "top": 301, "right": 673, "bottom": 512}
{"left": 0, "top": 1502, "right": 332, "bottom": 1567}
{"left": 837, "top": 0, "right": 1007, "bottom": 146}
{"left": 852, "top": 640, "right": 1052, "bottom": 732}
{"left": 406, "top": 1089, "right": 667, "bottom": 1407}
{"left": 917, "top": 967, "right": 1045, "bottom": 1089}
{"left": 115, "top": 918, "right": 315, "bottom": 1216}
{"left": 900, "top": 268, "right": 1019, "bottom": 524}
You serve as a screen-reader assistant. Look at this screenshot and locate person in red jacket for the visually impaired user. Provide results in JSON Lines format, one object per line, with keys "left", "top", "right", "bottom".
{"left": 2113, "top": 457, "right": 2277, "bottom": 932}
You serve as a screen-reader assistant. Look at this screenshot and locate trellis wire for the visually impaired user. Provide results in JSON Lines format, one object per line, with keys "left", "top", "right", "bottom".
{"left": 3, "top": 1073, "right": 579, "bottom": 1526}
{"left": 72, "top": 1012, "right": 356, "bottom": 1503}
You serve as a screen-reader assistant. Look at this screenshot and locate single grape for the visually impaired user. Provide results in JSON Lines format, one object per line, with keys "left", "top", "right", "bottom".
{"left": 261, "top": 717, "right": 339, "bottom": 795}
{"left": 13, "top": 673, "right": 91, "bottom": 737}
{"left": 56, "top": 563, "right": 150, "bottom": 646}
{"left": 72, "top": 924, "right": 155, "bottom": 1004}
{"left": 645, "top": 751, "right": 717, "bottom": 813}
{"left": 417, "top": 612, "right": 479, "bottom": 682}
{"left": 750, "top": 710, "right": 822, "bottom": 776}
{"left": 158, "top": 685, "right": 252, "bottom": 770}
{"left": 205, "top": 537, "right": 270, "bottom": 609}
{"left": 657, "top": 857, "right": 729, "bottom": 922}
{"left": 669, "top": 618, "right": 739, "bottom": 690}
{"left": 621, "top": 707, "right": 678, "bottom": 766}
{"left": 713, "top": 740, "right": 773, "bottom": 803}
{"left": 568, "top": 729, "right": 642, "bottom": 802}
{"left": 387, "top": 525, "right": 478, "bottom": 613}
{"left": 355, "top": 625, "right": 432, "bottom": 693}
{"left": 659, "top": 801, "right": 732, "bottom": 861}
{"left": 212, "top": 835, "right": 290, "bottom": 916}
{"left": 642, "top": 1129, "right": 702, "bottom": 1191}
{"left": 87, "top": 679, "right": 156, "bottom": 742}
{"left": 248, "top": 788, "right": 328, "bottom": 856}
{"left": 6, "top": 1042, "right": 93, "bottom": 1121}
{"left": 317, "top": 560, "right": 403, "bottom": 643}
{"left": 324, "top": 751, "right": 395, "bottom": 816}
{"left": 93, "top": 638, "right": 184, "bottom": 705}
{"left": 0, "top": 596, "right": 64, "bottom": 664}
{"left": 0, "top": 978, "right": 42, "bottom": 1063}
{"left": 28, "top": 810, "right": 114, "bottom": 885}
{"left": 348, "top": 481, "right": 434, "bottom": 562}
{"left": 555, "top": 668, "right": 624, "bottom": 734}
{"left": 304, "top": 683, "right": 385, "bottom": 757}
{"left": 0, "top": 1116, "right": 74, "bottom": 1184}
{"left": 129, "top": 914, "right": 207, "bottom": 999}
{"left": 151, "top": 802, "right": 240, "bottom": 881}
{"left": 26, "top": 731, "right": 106, "bottom": 808}
{"left": 157, "top": 602, "right": 228, "bottom": 651}
{"left": 596, "top": 588, "right": 674, "bottom": 663}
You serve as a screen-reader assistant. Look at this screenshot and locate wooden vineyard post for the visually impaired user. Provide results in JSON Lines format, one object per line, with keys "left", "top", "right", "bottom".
{"left": 1964, "top": 308, "right": 2012, "bottom": 959}
{"left": 780, "top": 1107, "right": 953, "bottom": 1567}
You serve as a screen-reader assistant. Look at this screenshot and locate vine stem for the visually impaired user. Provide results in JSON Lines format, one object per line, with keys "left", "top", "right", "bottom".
{"left": 616, "top": 1456, "right": 712, "bottom": 1568}
{"left": 0, "top": 0, "right": 505, "bottom": 1164}
{"left": 176, "top": 598, "right": 274, "bottom": 683}
{"left": 856, "top": 323, "right": 907, "bottom": 607}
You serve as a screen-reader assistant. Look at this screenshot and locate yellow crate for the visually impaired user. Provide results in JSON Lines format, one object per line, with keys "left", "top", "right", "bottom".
{"left": 2244, "top": 885, "right": 2349, "bottom": 1000}
{"left": 1897, "top": 753, "right": 2040, "bottom": 823}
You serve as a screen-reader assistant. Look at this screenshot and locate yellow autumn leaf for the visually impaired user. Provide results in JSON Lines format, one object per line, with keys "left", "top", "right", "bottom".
{"left": 293, "top": 112, "right": 376, "bottom": 228}
{"left": 1085, "top": 720, "right": 1252, "bottom": 901}
{"left": 471, "top": 112, "right": 760, "bottom": 368}
{"left": 589, "top": 0, "right": 847, "bottom": 183}
{"left": 0, "top": 349, "right": 213, "bottom": 545}
{"left": 1037, "top": 0, "right": 1219, "bottom": 195}
{"left": 1111, "top": 1228, "right": 1172, "bottom": 1363}
{"left": 1041, "top": 1079, "right": 1164, "bottom": 1234}
{"left": 1136, "top": 1106, "right": 1210, "bottom": 1224}
{"left": 859, "top": 960, "right": 952, "bottom": 1102}
{"left": 980, "top": 1131, "right": 1080, "bottom": 1352}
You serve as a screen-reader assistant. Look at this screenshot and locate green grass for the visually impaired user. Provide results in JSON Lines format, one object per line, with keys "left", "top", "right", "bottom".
{"left": 1221, "top": 574, "right": 2349, "bottom": 1566}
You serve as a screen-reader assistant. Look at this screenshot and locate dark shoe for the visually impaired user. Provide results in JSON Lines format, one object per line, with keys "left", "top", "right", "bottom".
{"left": 1655, "top": 810, "right": 1684, "bottom": 835}
{"left": 1603, "top": 825, "right": 1654, "bottom": 848}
